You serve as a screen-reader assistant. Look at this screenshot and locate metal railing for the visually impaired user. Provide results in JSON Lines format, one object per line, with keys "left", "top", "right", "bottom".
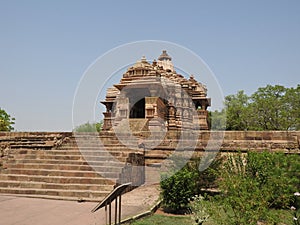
{"left": 92, "top": 182, "right": 132, "bottom": 225}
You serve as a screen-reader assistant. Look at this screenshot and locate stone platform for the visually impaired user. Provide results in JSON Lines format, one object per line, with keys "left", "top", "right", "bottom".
{"left": 0, "top": 131, "right": 299, "bottom": 201}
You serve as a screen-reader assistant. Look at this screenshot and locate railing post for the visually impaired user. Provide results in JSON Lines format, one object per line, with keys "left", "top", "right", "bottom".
{"left": 114, "top": 197, "right": 118, "bottom": 225}
{"left": 91, "top": 183, "right": 131, "bottom": 225}
{"left": 118, "top": 195, "right": 122, "bottom": 224}
{"left": 108, "top": 201, "right": 111, "bottom": 225}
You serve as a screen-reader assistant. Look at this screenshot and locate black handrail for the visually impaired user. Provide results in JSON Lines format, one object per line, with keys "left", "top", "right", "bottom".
{"left": 92, "top": 182, "right": 132, "bottom": 225}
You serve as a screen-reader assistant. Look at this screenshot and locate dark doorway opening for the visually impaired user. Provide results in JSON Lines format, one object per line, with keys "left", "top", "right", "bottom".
{"left": 130, "top": 98, "right": 145, "bottom": 118}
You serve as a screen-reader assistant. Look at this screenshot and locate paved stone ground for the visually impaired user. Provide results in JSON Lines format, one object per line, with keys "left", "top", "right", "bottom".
{"left": 0, "top": 184, "right": 160, "bottom": 225}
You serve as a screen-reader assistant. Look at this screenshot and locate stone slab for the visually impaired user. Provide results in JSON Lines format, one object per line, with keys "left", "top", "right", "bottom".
{"left": 0, "top": 184, "right": 160, "bottom": 225}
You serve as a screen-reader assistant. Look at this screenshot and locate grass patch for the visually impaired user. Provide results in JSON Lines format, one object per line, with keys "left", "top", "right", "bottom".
{"left": 202, "top": 208, "right": 294, "bottom": 225}
{"left": 126, "top": 209, "right": 294, "bottom": 225}
{"left": 127, "top": 214, "right": 192, "bottom": 225}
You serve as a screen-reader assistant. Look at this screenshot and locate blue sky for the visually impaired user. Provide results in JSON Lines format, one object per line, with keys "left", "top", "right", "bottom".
{"left": 0, "top": 0, "right": 299, "bottom": 131}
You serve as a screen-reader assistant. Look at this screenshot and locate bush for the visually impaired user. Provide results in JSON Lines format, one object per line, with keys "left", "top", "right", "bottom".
{"left": 245, "top": 151, "right": 299, "bottom": 209}
{"left": 291, "top": 192, "right": 300, "bottom": 225}
{"left": 161, "top": 166, "right": 197, "bottom": 212}
{"left": 189, "top": 195, "right": 210, "bottom": 224}
{"left": 207, "top": 151, "right": 300, "bottom": 225}
{"left": 160, "top": 154, "right": 223, "bottom": 213}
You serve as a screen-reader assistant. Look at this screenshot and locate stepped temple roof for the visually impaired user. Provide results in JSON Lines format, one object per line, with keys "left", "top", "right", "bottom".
{"left": 101, "top": 50, "right": 211, "bottom": 131}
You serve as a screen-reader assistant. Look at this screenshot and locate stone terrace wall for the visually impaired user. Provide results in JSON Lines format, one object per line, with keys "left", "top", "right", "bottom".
{"left": 219, "top": 131, "right": 300, "bottom": 152}
{"left": 162, "top": 130, "right": 300, "bottom": 152}
{"left": 1, "top": 131, "right": 299, "bottom": 153}
{"left": 1, "top": 131, "right": 299, "bottom": 168}
{"left": 136, "top": 130, "right": 300, "bottom": 165}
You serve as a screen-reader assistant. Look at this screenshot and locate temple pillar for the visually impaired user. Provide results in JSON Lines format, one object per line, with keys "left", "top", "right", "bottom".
{"left": 102, "top": 112, "right": 113, "bottom": 131}
{"left": 145, "top": 97, "right": 166, "bottom": 131}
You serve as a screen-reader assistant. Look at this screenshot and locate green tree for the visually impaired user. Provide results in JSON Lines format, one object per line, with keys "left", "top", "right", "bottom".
{"left": 73, "top": 121, "right": 102, "bottom": 132}
{"left": 0, "top": 108, "right": 15, "bottom": 131}
{"left": 225, "top": 90, "right": 251, "bottom": 130}
{"left": 223, "top": 84, "right": 300, "bottom": 130}
{"left": 210, "top": 109, "right": 226, "bottom": 130}
{"left": 251, "top": 85, "right": 287, "bottom": 130}
{"left": 283, "top": 84, "right": 300, "bottom": 130}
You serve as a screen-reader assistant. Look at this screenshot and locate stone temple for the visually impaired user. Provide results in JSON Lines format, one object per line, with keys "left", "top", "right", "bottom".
{"left": 101, "top": 50, "right": 211, "bottom": 132}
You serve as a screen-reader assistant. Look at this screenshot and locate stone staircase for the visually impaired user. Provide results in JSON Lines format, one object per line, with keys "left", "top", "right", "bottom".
{"left": 0, "top": 132, "right": 145, "bottom": 202}
{"left": 1, "top": 131, "right": 298, "bottom": 201}
{"left": 113, "top": 119, "right": 149, "bottom": 135}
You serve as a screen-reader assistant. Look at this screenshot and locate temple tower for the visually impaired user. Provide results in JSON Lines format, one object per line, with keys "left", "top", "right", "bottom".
{"left": 101, "top": 51, "right": 211, "bottom": 132}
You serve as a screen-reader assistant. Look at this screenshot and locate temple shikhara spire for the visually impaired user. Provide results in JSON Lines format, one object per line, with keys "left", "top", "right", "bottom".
{"left": 101, "top": 50, "right": 211, "bottom": 132}
{"left": 157, "top": 50, "right": 174, "bottom": 72}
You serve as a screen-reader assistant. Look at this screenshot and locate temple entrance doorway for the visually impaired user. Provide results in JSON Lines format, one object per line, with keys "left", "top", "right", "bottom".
{"left": 129, "top": 98, "right": 145, "bottom": 118}
{"left": 126, "top": 88, "right": 150, "bottom": 119}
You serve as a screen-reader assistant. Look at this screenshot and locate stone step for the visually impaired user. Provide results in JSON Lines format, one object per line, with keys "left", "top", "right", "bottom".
{"left": 77, "top": 139, "right": 121, "bottom": 144}
{"left": 11, "top": 153, "right": 83, "bottom": 160}
{"left": 60, "top": 140, "right": 122, "bottom": 145}
{"left": 145, "top": 153, "right": 169, "bottom": 159}
{"left": 61, "top": 143, "right": 139, "bottom": 148}
{"left": 5, "top": 163, "right": 123, "bottom": 173}
{"left": 0, "top": 132, "right": 146, "bottom": 201}
{"left": 0, "top": 174, "right": 115, "bottom": 185}
{"left": 80, "top": 151, "right": 129, "bottom": 158}
{"left": 0, "top": 180, "right": 114, "bottom": 191}
{"left": 145, "top": 159, "right": 166, "bottom": 165}
{"left": 0, "top": 187, "right": 109, "bottom": 200}
{"left": 83, "top": 155, "right": 127, "bottom": 163}
{"left": 10, "top": 145, "right": 54, "bottom": 150}
{"left": 3, "top": 168, "right": 120, "bottom": 179}
{"left": 9, "top": 149, "right": 130, "bottom": 158}
{"left": 9, "top": 148, "right": 137, "bottom": 157}
{"left": 9, "top": 149, "right": 82, "bottom": 156}
{"left": 59, "top": 146, "right": 141, "bottom": 152}
{"left": 11, "top": 154, "right": 127, "bottom": 162}
{"left": 6, "top": 159, "right": 125, "bottom": 167}
{"left": 0, "top": 193, "right": 101, "bottom": 202}
{"left": 4, "top": 154, "right": 127, "bottom": 166}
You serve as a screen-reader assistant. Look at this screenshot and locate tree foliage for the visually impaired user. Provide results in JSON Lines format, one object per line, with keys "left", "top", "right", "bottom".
{"left": 220, "top": 84, "right": 300, "bottom": 130}
{"left": 210, "top": 109, "right": 226, "bottom": 130}
{"left": 0, "top": 108, "right": 15, "bottom": 131}
{"left": 225, "top": 90, "right": 251, "bottom": 130}
{"left": 73, "top": 121, "right": 102, "bottom": 132}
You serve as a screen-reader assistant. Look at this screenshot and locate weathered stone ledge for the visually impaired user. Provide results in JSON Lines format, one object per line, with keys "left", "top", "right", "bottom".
{"left": 0, "top": 131, "right": 299, "bottom": 152}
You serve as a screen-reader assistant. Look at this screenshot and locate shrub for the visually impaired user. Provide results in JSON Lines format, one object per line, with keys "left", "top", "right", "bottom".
{"left": 291, "top": 192, "right": 300, "bottom": 225}
{"left": 160, "top": 154, "right": 223, "bottom": 213}
{"left": 188, "top": 195, "right": 210, "bottom": 225}
{"left": 245, "top": 151, "right": 299, "bottom": 209}
{"left": 161, "top": 166, "right": 197, "bottom": 212}
{"left": 208, "top": 151, "right": 300, "bottom": 225}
